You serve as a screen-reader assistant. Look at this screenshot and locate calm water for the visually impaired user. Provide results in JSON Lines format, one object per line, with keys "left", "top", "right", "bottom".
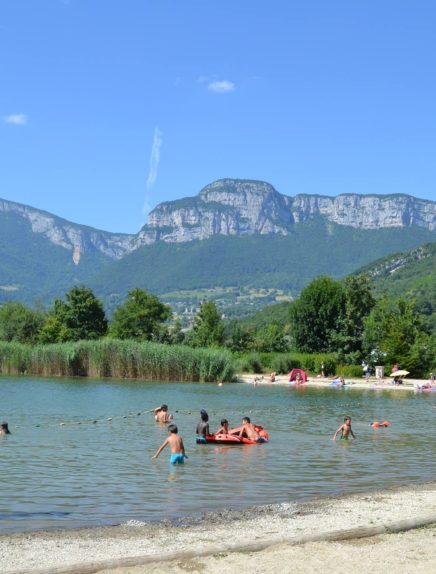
{"left": 0, "top": 377, "right": 435, "bottom": 533}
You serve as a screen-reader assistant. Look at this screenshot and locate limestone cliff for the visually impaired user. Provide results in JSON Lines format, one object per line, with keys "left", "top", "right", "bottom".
{"left": 133, "top": 179, "right": 436, "bottom": 246}
{"left": 0, "top": 198, "right": 133, "bottom": 259}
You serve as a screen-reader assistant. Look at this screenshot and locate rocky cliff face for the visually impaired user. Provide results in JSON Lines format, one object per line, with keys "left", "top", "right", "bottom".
{"left": 134, "top": 179, "right": 436, "bottom": 246}
{"left": 3, "top": 179, "right": 435, "bottom": 256}
{"left": 0, "top": 199, "right": 133, "bottom": 259}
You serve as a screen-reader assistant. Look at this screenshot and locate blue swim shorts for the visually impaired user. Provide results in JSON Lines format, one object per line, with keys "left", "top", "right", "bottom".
{"left": 170, "top": 453, "right": 185, "bottom": 465}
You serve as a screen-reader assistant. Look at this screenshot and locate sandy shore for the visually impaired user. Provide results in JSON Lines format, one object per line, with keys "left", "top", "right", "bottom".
{"left": 2, "top": 483, "right": 435, "bottom": 574}
{"left": 238, "top": 373, "right": 433, "bottom": 391}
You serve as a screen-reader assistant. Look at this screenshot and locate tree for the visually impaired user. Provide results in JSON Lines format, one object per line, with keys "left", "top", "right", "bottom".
{"left": 40, "top": 286, "right": 108, "bottom": 343}
{"left": 110, "top": 288, "right": 171, "bottom": 341}
{"left": 333, "top": 275, "right": 375, "bottom": 356}
{"left": 254, "top": 324, "right": 289, "bottom": 353}
{"left": 189, "top": 301, "right": 224, "bottom": 348}
{"left": 225, "top": 320, "right": 254, "bottom": 352}
{"left": 290, "top": 276, "right": 345, "bottom": 353}
{"left": 0, "top": 302, "right": 44, "bottom": 343}
{"left": 362, "top": 297, "right": 430, "bottom": 374}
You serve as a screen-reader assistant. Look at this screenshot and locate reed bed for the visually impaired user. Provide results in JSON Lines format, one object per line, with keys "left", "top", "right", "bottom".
{"left": 0, "top": 339, "right": 235, "bottom": 383}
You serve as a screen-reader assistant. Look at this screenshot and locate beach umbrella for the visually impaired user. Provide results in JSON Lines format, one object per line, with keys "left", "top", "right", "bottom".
{"left": 389, "top": 370, "right": 410, "bottom": 377}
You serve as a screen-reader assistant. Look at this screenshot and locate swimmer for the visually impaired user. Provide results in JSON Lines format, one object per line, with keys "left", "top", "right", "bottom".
{"left": 0, "top": 422, "right": 10, "bottom": 435}
{"left": 152, "top": 424, "right": 187, "bottom": 464}
{"left": 332, "top": 416, "right": 355, "bottom": 441}
{"left": 215, "top": 418, "right": 229, "bottom": 435}
{"left": 154, "top": 404, "right": 173, "bottom": 423}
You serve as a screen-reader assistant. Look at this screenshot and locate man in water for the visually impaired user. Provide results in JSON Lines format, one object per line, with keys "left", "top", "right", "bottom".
{"left": 332, "top": 416, "right": 356, "bottom": 441}
{"left": 152, "top": 424, "right": 187, "bottom": 464}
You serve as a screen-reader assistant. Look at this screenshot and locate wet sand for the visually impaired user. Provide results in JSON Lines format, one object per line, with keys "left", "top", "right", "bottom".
{"left": 3, "top": 483, "right": 436, "bottom": 574}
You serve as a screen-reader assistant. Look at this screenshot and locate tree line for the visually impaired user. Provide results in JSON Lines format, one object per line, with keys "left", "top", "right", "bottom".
{"left": 0, "top": 276, "right": 434, "bottom": 377}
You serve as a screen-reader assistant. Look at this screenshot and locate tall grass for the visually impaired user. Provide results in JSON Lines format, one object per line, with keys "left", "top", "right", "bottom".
{"left": 0, "top": 339, "right": 235, "bottom": 383}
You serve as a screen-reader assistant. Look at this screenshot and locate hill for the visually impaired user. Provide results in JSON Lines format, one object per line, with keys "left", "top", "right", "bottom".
{"left": 91, "top": 219, "right": 435, "bottom": 317}
{"left": 354, "top": 242, "right": 436, "bottom": 332}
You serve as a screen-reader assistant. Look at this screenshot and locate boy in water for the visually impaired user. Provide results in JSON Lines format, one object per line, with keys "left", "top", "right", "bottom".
{"left": 196, "top": 409, "right": 210, "bottom": 441}
{"left": 238, "top": 416, "right": 260, "bottom": 441}
{"left": 154, "top": 404, "right": 173, "bottom": 423}
{"left": 152, "top": 424, "right": 187, "bottom": 464}
{"left": 215, "top": 418, "right": 229, "bottom": 435}
{"left": 332, "top": 416, "right": 356, "bottom": 441}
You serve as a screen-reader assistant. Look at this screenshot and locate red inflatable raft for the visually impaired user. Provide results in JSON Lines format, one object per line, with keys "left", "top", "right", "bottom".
{"left": 197, "top": 425, "right": 269, "bottom": 445}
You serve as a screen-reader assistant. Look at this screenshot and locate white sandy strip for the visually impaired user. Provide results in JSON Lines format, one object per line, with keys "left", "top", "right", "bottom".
{"left": 2, "top": 483, "right": 435, "bottom": 573}
{"left": 238, "top": 374, "right": 433, "bottom": 391}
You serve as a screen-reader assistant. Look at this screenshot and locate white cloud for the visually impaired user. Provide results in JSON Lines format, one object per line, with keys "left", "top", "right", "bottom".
{"left": 207, "top": 80, "right": 235, "bottom": 93}
{"left": 146, "top": 126, "right": 163, "bottom": 191}
{"left": 4, "top": 113, "right": 28, "bottom": 125}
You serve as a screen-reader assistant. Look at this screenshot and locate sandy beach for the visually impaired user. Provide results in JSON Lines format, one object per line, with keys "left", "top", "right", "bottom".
{"left": 2, "top": 482, "right": 435, "bottom": 574}
{"left": 238, "top": 373, "right": 433, "bottom": 392}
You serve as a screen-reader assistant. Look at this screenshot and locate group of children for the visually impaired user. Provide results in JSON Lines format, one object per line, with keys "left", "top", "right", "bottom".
{"left": 152, "top": 405, "right": 265, "bottom": 464}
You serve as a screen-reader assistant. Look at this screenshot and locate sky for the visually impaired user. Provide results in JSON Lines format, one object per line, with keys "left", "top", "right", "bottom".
{"left": 1, "top": 0, "right": 435, "bottom": 234}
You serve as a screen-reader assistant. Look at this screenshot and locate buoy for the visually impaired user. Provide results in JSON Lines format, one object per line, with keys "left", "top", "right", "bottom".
{"left": 371, "top": 421, "right": 390, "bottom": 428}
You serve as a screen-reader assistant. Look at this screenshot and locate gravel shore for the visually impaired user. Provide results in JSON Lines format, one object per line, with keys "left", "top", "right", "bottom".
{"left": 2, "top": 482, "right": 435, "bottom": 574}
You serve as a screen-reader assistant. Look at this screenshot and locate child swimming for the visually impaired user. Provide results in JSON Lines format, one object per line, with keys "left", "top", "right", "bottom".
{"left": 332, "top": 416, "right": 356, "bottom": 441}
{"left": 154, "top": 404, "right": 173, "bottom": 423}
{"left": 152, "top": 424, "right": 187, "bottom": 464}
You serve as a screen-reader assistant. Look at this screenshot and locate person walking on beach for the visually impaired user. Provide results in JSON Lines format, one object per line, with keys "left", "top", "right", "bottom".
{"left": 152, "top": 424, "right": 187, "bottom": 464}
{"left": 154, "top": 404, "right": 173, "bottom": 423}
{"left": 332, "top": 416, "right": 355, "bottom": 441}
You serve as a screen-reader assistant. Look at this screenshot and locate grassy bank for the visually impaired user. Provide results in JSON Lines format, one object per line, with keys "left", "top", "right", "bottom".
{"left": 0, "top": 339, "right": 235, "bottom": 383}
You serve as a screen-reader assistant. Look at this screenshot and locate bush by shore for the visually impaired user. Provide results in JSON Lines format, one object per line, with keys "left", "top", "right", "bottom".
{"left": 0, "top": 339, "right": 235, "bottom": 383}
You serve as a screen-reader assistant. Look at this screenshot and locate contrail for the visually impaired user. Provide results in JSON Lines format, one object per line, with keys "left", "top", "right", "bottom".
{"left": 146, "top": 126, "right": 163, "bottom": 190}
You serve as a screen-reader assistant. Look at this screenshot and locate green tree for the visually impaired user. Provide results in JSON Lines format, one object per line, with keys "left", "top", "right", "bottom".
{"left": 189, "top": 301, "right": 224, "bottom": 348}
{"left": 225, "top": 320, "right": 254, "bottom": 352}
{"left": 254, "top": 324, "right": 289, "bottom": 353}
{"left": 333, "top": 275, "right": 375, "bottom": 355}
{"left": 363, "top": 297, "right": 429, "bottom": 374}
{"left": 0, "top": 302, "right": 44, "bottom": 343}
{"left": 290, "top": 276, "right": 346, "bottom": 353}
{"left": 40, "top": 286, "right": 108, "bottom": 343}
{"left": 110, "top": 288, "right": 171, "bottom": 341}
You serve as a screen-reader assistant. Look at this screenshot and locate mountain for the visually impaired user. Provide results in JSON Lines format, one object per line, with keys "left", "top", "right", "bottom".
{"left": 0, "top": 179, "right": 435, "bottom": 313}
{"left": 134, "top": 179, "right": 436, "bottom": 246}
{"left": 0, "top": 199, "right": 133, "bottom": 304}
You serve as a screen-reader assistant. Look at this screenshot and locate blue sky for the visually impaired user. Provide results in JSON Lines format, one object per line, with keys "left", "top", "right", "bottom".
{"left": 1, "top": 1, "right": 435, "bottom": 233}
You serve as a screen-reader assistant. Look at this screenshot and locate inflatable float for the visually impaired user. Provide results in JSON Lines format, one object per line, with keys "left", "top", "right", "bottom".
{"left": 197, "top": 425, "right": 269, "bottom": 445}
{"left": 370, "top": 421, "right": 391, "bottom": 428}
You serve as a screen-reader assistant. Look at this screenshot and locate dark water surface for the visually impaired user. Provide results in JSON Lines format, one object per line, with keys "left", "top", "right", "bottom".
{"left": 0, "top": 377, "right": 434, "bottom": 533}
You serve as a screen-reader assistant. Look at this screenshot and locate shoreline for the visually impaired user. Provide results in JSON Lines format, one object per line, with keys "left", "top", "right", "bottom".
{"left": 237, "top": 373, "right": 432, "bottom": 391}
{"left": 3, "top": 482, "right": 436, "bottom": 573}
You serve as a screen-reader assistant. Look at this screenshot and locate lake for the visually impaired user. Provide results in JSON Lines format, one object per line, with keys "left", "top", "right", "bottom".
{"left": 0, "top": 377, "right": 435, "bottom": 533}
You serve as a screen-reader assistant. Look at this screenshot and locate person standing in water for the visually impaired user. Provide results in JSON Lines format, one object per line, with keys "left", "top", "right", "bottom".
{"left": 154, "top": 404, "right": 173, "bottom": 423}
{"left": 0, "top": 422, "right": 11, "bottom": 435}
{"left": 332, "top": 416, "right": 356, "bottom": 441}
{"left": 152, "top": 424, "right": 187, "bottom": 464}
{"left": 196, "top": 409, "right": 210, "bottom": 442}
